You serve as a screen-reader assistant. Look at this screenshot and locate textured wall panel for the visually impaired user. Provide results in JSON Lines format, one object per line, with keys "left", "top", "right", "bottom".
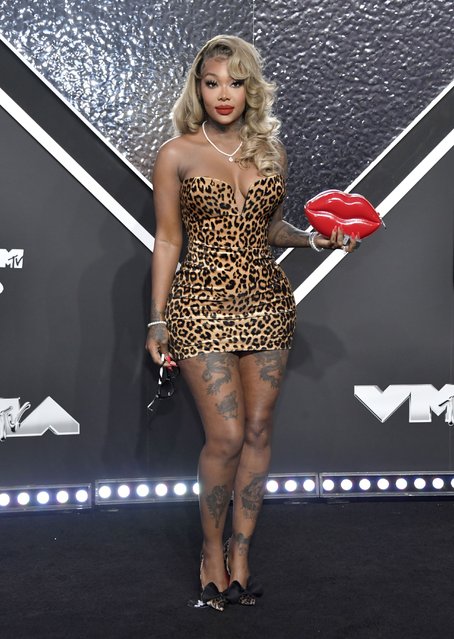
{"left": 1, "top": 0, "right": 453, "bottom": 225}
{"left": 0, "top": 0, "right": 253, "bottom": 180}
{"left": 255, "top": 0, "right": 454, "bottom": 223}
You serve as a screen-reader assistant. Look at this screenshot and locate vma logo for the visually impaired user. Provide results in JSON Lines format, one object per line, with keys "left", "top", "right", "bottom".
{"left": 0, "top": 249, "right": 24, "bottom": 295}
{"left": 0, "top": 397, "right": 79, "bottom": 442}
{"left": 0, "top": 249, "right": 24, "bottom": 269}
{"left": 354, "top": 384, "right": 454, "bottom": 424}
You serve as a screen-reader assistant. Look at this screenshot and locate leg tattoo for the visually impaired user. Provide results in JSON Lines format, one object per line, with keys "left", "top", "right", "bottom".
{"left": 205, "top": 484, "right": 230, "bottom": 528}
{"left": 216, "top": 391, "right": 238, "bottom": 420}
{"left": 240, "top": 473, "right": 267, "bottom": 520}
{"left": 200, "top": 353, "right": 236, "bottom": 395}
{"left": 233, "top": 532, "right": 252, "bottom": 557}
{"left": 253, "top": 351, "right": 286, "bottom": 389}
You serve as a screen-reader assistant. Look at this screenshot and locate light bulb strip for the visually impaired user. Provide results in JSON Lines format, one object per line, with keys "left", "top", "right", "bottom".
{"left": 0, "top": 483, "right": 92, "bottom": 513}
{"left": 2, "top": 471, "right": 454, "bottom": 514}
{"left": 95, "top": 477, "right": 200, "bottom": 505}
{"left": 94, "top": 474, "right": 320, "bottom": 506}
{"left": 320, "top": 471, "right": 454, "bottom": 498}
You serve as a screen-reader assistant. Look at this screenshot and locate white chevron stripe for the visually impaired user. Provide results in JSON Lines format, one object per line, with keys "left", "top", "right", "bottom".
{"left": 0, "top": 34, "right": 151, "bottom": 188}
{"left": 2, "top": 34, "right": 453, "bottom": 301}
{"left": 279, "top": 78, "right": 454, "bottom": 266}
{"left": 0, "top": 87, "right": 154, "bottom": 252}
{"left": 293, "top": 128, "right": 454, "bottom": 304}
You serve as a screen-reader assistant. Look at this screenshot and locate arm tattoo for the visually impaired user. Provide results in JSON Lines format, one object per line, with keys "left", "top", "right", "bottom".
{"left": 253, "top": 351, "right": 287, "bottom": 389}
{"left": 271, "top": 221, "right": 310, "bottom": 248}
{"left": 148, "top": 300, "right": 168, "bottom": 343}
{"left": 240, "top": 473, "right": 267, "bottom": 520}
{"left": 150, "top": 299, "right": 164, "bottom": 321}
{"left": 216, "top": 391, "right": 238, "bottom": 420}
{"left": 205, "top": 484, "right": 230, "bottom": 528}
{"left": 232, "top": 532, "right": 252, "bottom": 557}
{"left": 200, "top": 353, "right": 235, "bottom": 395}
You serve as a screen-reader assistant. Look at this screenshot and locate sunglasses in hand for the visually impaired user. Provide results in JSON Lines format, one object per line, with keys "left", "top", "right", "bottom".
{"left": 147, "top": 361, "right": 180, "bottom": 416}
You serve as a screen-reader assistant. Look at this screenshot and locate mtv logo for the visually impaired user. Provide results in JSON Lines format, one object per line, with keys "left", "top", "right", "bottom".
{"left": 0, "top": 397, "right": 79, "bottom": 441}
{"left": 354, "top": 384, "right": 454, "bottom": 423}
{"left": 0, "top": 249, "right": 24, "bottom": 269}
{"left": 0, "top": 398, "right": 31, "bottom": 440}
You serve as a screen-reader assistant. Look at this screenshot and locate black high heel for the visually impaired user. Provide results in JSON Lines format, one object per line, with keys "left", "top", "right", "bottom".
{"left": 223, "top": 538, "right": 263, "bottom": 606}
{"left": 225, "top": 577, "right": 263, "bottom": 606}
{"left": 199, "top": 554, "right": 227, "bottom": 612}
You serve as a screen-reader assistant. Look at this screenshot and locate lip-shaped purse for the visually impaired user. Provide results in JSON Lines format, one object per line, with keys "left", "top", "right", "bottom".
{"left": 304, "top": 190, "right": 384, "bottom": 239}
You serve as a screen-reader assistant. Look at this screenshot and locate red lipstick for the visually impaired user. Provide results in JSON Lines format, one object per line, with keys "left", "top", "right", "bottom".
{"left": 215, "top": 106, "right": 234, "bottom": 115}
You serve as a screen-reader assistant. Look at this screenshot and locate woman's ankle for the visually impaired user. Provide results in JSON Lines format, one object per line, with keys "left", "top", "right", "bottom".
{"left": 201, "top": 550, "right": 228, "bottom": 590}
{"left": 230, "top": 531, "right": 252, "bottom": 559}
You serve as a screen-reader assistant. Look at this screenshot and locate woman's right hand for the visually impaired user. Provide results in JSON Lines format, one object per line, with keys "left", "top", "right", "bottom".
{"left": 145, "top": 323, "right": 176, "bottom": 367}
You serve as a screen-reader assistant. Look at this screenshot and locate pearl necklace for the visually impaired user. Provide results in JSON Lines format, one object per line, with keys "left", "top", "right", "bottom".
{"left": 202, "top": 121, "right": 242, "bottom": 162}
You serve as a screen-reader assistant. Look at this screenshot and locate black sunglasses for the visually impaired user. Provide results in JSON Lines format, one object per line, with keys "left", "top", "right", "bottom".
{"left": 147, "top": 364, "right": 180, "bottom": 415}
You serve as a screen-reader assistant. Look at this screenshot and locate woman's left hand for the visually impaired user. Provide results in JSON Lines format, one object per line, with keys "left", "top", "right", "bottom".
{"left": 316, "top": 227, "right": 359, "bottom": 253}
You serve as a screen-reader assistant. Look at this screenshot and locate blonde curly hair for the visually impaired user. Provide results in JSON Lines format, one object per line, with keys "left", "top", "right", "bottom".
{"left": 172, "top": 35, "right": 283, "bottom": 176}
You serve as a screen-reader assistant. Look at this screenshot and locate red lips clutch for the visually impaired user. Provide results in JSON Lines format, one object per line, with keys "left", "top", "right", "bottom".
{"left": 304, "top": 190, "right": 383, "bottom": 239}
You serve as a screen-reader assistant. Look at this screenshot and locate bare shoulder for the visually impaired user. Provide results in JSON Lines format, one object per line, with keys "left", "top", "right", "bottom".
{"left": 156, "top": 135, "right": 184, "bottom": 161}
{"left": 158, "top": 133, "right": 202, "bottom": 156}
{"left": 155, "top": 133, "right": 201, "bottom": 179}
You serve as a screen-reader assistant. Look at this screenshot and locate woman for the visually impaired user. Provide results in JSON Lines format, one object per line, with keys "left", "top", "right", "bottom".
{"left": 146, "top": 35, "right": 357, "bottom": 611}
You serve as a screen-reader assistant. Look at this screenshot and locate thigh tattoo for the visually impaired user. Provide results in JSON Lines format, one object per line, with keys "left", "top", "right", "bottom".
{"left": 200, "top": 353, "right": 236, "bottom": 395}
{"left": 215, "top": 390, "right": 238, "bottom": 420}
{"left": 253, "top": 351, "right": 287, "bottom": 389}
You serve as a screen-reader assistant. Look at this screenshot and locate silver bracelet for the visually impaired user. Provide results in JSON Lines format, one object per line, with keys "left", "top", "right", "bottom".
{"left": 147, "top": 320, "right": 167, "bottom": 328}
{"left": 308, "top": 231, "right": 324, "bottom": 252}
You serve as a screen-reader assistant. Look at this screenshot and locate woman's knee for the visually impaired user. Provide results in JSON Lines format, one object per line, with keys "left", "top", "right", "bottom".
{"left": 204, "top": 428, "right": 244, "bottom": 461}
{"left": 244, "top": 415, "right": 272, "bottom": 449}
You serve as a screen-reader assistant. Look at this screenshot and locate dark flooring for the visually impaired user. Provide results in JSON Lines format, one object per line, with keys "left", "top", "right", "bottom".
{"left": 1, "top": 499, "right": 454, "bottom": 639}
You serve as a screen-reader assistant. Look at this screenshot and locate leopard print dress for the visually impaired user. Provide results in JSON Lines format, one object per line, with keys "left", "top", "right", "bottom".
{"left": 165, "top": 174, "right": 296, "bottom": 360}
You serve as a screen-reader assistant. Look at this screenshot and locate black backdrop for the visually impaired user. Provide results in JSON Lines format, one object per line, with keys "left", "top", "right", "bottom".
{"left": 1, "top": 100, "right": 453, "bottom": 484}
{"left": 1, "top": 13, "right": 454, "bottom": 485}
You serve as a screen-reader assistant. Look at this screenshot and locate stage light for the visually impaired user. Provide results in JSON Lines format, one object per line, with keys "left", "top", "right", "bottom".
{"left": 264, "top": 474, "right": 319, "bottom": 499}
{"left": 284, "top": 479, "right": 297, "bottom": 492}
{"left": 118, "top": 485, "right": 131, "bottom": 499}
{"left": 96, "top": 478, "right": 200, "bottom": 504}
{"left": 266, "top": 480, "right": 279, "bottom": 493}
{"left": 136, "top": 484, "right": 150, "bottom": 498}
{"left": 303, "top": 479, "right": 316, "bottom": 492}
{"left": 414, "top": 478, "right": 426, "bottom": 490}
{"left": 174, "top": 482, "right": 187, "bottom": 496}
{"left": 155, "top": 483, "right": 168, "bottom": 497}
{"left": 0, "top": 484, "right": 92, "bottom": 513}
{"left": 17, "top": 492, "right": 30, "bottom": 506}
{"left": 37, "top": 491, "right": 50, "bottom": 505}
{"left": 56, "top": 490, "right": 69, "bottom": 504}
{"left": 319, "top": 472, "right": 454, "bottom": 499}
{"left": 76, "top": 489, "right": 89, "bottom": 503}
{"left": 0, "top": 493, "right": 10, "bottom": 507}
{"left": 323, "top": 479, "right": 335, "bottom": 492}
{"left": 377, "top": 478, "right": 389, "bottom": 491}
{"left": 341, "top": 479, "right": 353, "bottom": 491}
{"left": 98, "top": 485, "right": 112, "bottom": 499}
{"left": 95, "top": 474, "right": 318, "bottom": 504}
